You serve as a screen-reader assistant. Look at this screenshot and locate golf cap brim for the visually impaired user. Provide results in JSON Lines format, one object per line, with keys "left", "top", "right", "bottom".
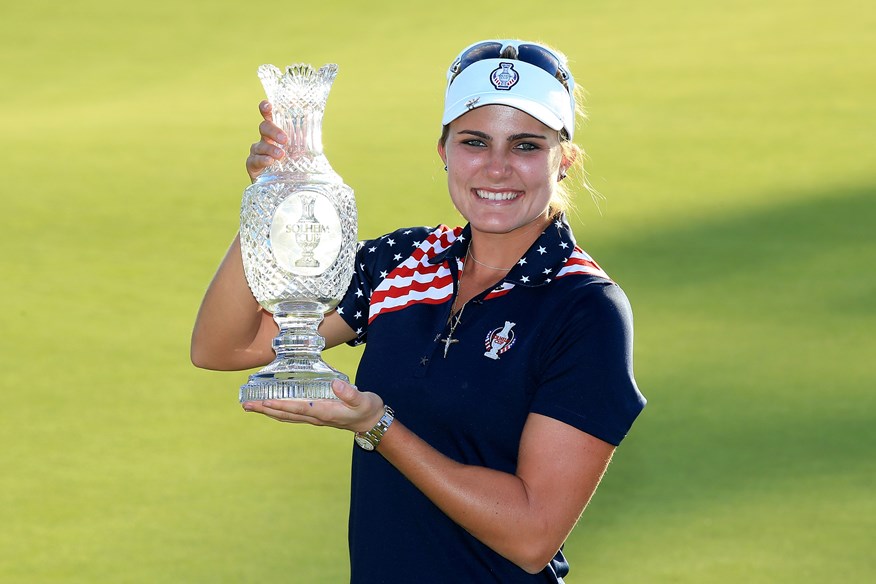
{"left": 442, "top": 59, "right": 575, "bottom": 139}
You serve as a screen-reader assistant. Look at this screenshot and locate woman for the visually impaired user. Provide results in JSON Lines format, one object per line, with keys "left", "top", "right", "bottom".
{"left": 192, "top": 39, "right": 645, "bottom": 583}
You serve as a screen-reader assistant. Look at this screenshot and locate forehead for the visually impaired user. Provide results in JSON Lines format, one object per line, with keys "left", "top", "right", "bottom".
{"left": 449, "top": 104, "right": 557, "bottom": 138}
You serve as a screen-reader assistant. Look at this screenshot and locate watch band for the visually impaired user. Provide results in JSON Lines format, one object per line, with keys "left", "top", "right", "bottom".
{"left": 354, "top": 405, "right": 395, "bottom": 451}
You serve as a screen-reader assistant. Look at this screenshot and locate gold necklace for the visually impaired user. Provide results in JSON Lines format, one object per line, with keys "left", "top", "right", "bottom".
{"left": 468, "top": 246, "right": 514, "bottom": 271}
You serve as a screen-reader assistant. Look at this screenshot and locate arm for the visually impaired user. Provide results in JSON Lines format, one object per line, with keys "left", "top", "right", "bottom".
{"left": 191, "top": 234, "right": 358, "bottom": 370}
{"left": 379, "top": 411, "right": 614, "bottom": 573}
{"left": 244, "top": 381, "right": 615, "bottom": 574}
{"left": 190, "top": 233, "right": 278, "bottom": 370}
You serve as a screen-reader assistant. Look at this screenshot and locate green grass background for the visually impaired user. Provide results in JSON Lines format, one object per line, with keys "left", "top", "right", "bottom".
{"left": 1, "top": 0, "right": 873, "bottom": 582}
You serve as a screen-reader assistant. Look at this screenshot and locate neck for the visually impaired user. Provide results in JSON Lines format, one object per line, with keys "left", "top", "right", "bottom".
{"left": 466, "top": 213, "right": 552, "bottom": 272}
{"left": 467, "top": 247, "right": 513, "bottom": 271}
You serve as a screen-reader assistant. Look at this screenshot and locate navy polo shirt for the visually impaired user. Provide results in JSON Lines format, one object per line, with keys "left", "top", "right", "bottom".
{"left": 336, "top": 216, "right": 645, "bottom": 583}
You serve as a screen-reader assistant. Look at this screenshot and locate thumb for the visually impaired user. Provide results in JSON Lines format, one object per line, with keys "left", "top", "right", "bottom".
{"left": 332, "top": 378, "right": 361, "bottom": 406}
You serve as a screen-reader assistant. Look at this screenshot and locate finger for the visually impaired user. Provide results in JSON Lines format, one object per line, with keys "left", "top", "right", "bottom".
{"left": 259, "top": 119, "right": 287, "bottom": 145}
{"left": 329, "top": 382, "right": 385, "bottom": 432}
{"left": 243, "top": 400, "right": 326, "bottom": 425}
{"left": 259, "top": 100, "right": 273, "bottom": 122}
{"left": 331, "top": 379, "right": 362, "bottom": 406}
{"left": 246, "top": 140, "right": 285, "bottom": 179}
{"left": 246, "top": 154, "right": 277, "bottom": 180}
{"left": 250, "top": 140, "right": 285, "bottom": 159}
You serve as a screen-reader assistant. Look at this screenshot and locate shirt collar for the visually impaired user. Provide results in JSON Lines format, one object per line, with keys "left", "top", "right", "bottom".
{"left": 428, "top": 214, "right": 577, "bottom": 288}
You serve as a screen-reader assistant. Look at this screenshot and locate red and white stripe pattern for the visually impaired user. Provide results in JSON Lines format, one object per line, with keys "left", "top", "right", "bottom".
{"left": 367, "top": 227, "right": 610, "bottom": 325}
{"left": 556, "top": 247, "right": 610, "bottom": 280}
{"left": 368, "top": 226, "right": 463, "bottom": 324}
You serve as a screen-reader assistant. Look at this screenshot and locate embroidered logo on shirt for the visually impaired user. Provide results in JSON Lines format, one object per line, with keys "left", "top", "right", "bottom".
{"left": 484, "top": 321, "right": 516, "bottom": 360}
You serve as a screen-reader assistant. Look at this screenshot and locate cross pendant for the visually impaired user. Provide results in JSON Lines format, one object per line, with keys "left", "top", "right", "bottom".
{"left": 441, "top": 336, "right": 459, "bottom": 358}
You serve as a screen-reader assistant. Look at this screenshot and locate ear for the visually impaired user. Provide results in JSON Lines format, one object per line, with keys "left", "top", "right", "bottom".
{"left": 560, "top": 146, "right": 578, "bottom": 172}
{"left": 437, "top": 139, "right": 447, "bottom": 165}
{"left": 557, "top": 143, "right": 578, "bottom": 180}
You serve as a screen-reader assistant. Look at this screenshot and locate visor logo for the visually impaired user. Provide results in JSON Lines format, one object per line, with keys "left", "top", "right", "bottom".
{"left": 490, "top": 63, "right": 519, "bottom": 91}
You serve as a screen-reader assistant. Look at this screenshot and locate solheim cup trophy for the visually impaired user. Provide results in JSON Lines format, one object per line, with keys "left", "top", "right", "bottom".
{"left": 238, "top": 63, "right": 357, "bottom": 402}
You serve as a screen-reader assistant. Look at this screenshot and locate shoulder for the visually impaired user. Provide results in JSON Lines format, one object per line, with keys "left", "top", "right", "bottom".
{"left": 551, "top": 276, "right": 633, "bottom": 328}
{"left": 529, "top": 268, "right": 635, "bottom": 356}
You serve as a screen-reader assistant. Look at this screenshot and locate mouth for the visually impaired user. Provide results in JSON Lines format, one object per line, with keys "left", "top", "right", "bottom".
{"left": 474, "top": 189, "right": 522, "bottom": 201}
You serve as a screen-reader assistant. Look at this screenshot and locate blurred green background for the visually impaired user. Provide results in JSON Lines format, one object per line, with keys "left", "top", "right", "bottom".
{"left": 1, "top": 0, "right": 873, "bottom": 582}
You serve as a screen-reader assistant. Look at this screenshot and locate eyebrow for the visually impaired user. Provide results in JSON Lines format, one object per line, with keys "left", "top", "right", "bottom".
{"left": 457, "top": 130, "right": 549, "bottom": 142}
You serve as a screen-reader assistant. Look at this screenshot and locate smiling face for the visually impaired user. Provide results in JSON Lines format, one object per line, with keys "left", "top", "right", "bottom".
{"left": 438, "top": 105, "right": 567, "bottom": 241}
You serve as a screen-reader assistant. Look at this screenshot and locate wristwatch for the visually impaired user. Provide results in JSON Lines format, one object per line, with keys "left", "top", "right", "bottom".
{"left": 354, "top": 405, "right": 395, "bottom": 451}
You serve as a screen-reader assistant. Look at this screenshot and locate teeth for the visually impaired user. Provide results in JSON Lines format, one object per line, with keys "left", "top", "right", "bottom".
{"left": 475, "top": 189, "right": 520, "bottom": 201}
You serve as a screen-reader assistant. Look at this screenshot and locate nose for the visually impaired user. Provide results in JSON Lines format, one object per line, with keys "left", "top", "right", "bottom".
{"left": 485, "top": 149, "right": 512, "bottom": 180}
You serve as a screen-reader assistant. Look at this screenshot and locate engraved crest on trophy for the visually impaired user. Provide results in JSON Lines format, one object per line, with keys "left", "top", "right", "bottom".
{"left": 292, "top": 194, "right": 322, "bottom": 268}
{"left": 238, "top": 63, "right": 357, "bottom": 402}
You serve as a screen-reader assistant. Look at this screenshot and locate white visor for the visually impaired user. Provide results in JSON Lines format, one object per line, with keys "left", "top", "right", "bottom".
{"left": 442, "top": 58, "right": 575, "bottom": 139}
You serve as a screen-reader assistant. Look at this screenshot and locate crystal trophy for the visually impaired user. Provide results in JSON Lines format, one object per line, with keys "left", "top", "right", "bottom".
{"left": 238, "top": 63, "right": 357, "bottom": 402}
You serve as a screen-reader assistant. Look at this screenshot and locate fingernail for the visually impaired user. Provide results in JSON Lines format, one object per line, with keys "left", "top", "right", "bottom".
{"left": 243, "top": 404, "right": 253, "bottom": 411}
{"left": 277, "top": 132, "right": 287, "bottom": 143}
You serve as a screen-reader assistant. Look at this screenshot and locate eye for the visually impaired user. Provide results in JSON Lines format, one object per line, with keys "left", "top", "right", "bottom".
{"left": 514, "top": 142, "right": 540, "bottom": 152}
{"left": 461, "top": 138, "right": 487, "bottom": 148}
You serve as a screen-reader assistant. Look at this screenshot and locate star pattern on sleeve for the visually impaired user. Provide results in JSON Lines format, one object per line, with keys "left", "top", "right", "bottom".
{"left": 336, "top": 225, "right": 442, "bottom": 344}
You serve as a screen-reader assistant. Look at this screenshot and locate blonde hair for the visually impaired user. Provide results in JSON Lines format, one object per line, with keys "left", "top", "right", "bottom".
{"left": 551, "top": 82, "right": 602, "bottom": 217}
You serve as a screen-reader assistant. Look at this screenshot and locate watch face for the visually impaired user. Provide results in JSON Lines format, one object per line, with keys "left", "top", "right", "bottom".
{"left": 355, "top": 435, "right": 375, "bottom": 451}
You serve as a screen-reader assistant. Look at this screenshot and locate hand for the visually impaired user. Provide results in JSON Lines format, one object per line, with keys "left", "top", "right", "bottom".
{"left": 242, "top": 379, "right": 385, "bottom": 433}
{"left": 245, "top": 100, "right": 288, "bottom": 182}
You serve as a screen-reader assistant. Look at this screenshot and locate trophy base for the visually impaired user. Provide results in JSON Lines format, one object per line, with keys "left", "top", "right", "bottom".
{"left": 240, "top": 367, "right": 349, "bottom": 402}
{"left": 237, "top": 301, "right": 349, "bottom": 402}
